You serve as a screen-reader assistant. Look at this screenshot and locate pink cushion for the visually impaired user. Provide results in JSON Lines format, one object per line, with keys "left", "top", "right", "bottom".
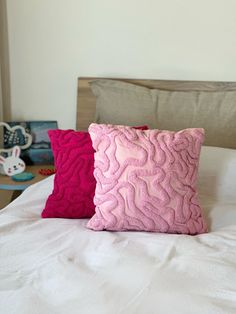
{"left": 42, "top": 126, "right": 149, "bottom": 219}
{"left": 87, "top": 124, "right": 208, "bottom": 234}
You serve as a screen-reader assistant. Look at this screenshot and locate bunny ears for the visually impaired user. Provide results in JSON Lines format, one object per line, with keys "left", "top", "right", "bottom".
{"left": 12, "top": 146, "right": 21, "bottom": 158}
{"left": 0, "top": 155, "right": 5, "bottom": 165}
{"left": 0, "top": 146, "right": 21, "bottom": 164}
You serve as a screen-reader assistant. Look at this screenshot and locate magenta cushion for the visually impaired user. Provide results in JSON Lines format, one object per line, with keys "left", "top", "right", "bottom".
{"left": 42, "top": 130, "right": 96, "bottom": 218}
{"left": 42, "top": 126, "right": 149, "bottom": 219}
{"left": 87, "top": 124, "right": 208, "bottom": 234}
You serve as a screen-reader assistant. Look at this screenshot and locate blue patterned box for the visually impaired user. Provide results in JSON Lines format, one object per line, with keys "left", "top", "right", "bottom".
{"left": 4, "top": 121, "right": 58, "bottom": 165}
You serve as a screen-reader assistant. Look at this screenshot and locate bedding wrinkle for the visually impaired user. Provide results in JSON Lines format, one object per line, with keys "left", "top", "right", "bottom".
{"left": 117, "top": 281, "right": 153, "bottom": 314}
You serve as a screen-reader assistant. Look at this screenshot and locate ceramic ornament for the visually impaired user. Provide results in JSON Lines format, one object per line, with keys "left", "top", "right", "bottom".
{"left": 12, "top": 172, "right": 35, "bottom": 182}
{"left": 0, "top": 146, "right": 26, "bottom": 176}
{"left": 0, "top": 121, "right": 32, "bottom": 175}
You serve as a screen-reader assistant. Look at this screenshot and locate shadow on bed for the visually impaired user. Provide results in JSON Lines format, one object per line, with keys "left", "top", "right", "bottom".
{"left": 198, "top": 146, "right": 236, "bottom": 231}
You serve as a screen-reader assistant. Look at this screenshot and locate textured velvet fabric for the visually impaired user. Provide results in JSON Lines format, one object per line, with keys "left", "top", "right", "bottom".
{"left": 87, "top": 124, "right": 207, "bottom": 234}
{"left": 42, "top": 130, "right": 96, "bottom": 218}
{"left": 42, "top": 126, "right": 148, "bottom": 219}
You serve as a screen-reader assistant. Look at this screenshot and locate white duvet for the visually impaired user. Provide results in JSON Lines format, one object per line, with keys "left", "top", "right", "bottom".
{"left": 0, "top": 146, "right": 236, "bottom": 314}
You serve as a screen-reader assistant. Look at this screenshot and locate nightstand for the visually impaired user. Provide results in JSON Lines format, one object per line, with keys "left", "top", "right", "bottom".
{"left": 0, "top": 165, "right": 54, "bottom": 204}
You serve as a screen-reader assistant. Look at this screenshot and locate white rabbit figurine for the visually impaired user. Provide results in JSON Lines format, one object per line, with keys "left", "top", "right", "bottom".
{"left": 0, "top": 146, "right": 25, "bottom": 176}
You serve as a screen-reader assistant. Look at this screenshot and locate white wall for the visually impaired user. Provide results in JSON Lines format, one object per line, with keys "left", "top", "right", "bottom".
{"left": 7, "top": 0, "right": 236, "bottom": 129}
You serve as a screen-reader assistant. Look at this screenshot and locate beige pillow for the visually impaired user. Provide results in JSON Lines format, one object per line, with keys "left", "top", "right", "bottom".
{"left": 151, "top": 89, "right": 236, "bottom": 149}
{"left": 91, "top": 79, "right": 236, "bottom": 149}
{"left": 90, "top": 79, "right": 157, "bottom": 128}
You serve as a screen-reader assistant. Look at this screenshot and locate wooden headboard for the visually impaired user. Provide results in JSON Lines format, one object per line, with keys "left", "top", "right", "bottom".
{"left": 76, "top": 77, "right": 236, "bottom": 130}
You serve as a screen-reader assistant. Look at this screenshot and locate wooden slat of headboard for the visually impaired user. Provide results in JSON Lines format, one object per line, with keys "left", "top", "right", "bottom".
{"left": 76, "top": 77, "right": 236, "bottom": 130}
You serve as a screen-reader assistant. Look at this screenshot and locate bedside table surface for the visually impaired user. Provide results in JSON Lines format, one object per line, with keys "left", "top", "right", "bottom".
{"left": 0, "top": 165, "right": 54, "bottom": 191}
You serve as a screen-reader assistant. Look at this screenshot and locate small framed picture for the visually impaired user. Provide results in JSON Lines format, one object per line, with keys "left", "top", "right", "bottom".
{"left": 4, "top": 121, "right": 58, "bottom": 165}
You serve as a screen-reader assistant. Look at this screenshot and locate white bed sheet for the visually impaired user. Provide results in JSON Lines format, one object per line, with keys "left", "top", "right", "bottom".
{"left": 0, "top": 146, "right": 236, "bottom": 314}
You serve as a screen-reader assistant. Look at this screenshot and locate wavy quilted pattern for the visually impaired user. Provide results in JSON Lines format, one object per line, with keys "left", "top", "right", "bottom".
{"left": 42, "top": 126, "right": 149, "bottom": 219}
{"left": 42, "top": 130, "right": 96, "bottom": 218}
{"left": 87, "top": 124, "right": 207, "bottom": 234}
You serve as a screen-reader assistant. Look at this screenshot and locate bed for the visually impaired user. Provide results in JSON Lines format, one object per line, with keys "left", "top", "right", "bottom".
{"left": 0, "top": 78, "right": 236, "bottom": 314}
